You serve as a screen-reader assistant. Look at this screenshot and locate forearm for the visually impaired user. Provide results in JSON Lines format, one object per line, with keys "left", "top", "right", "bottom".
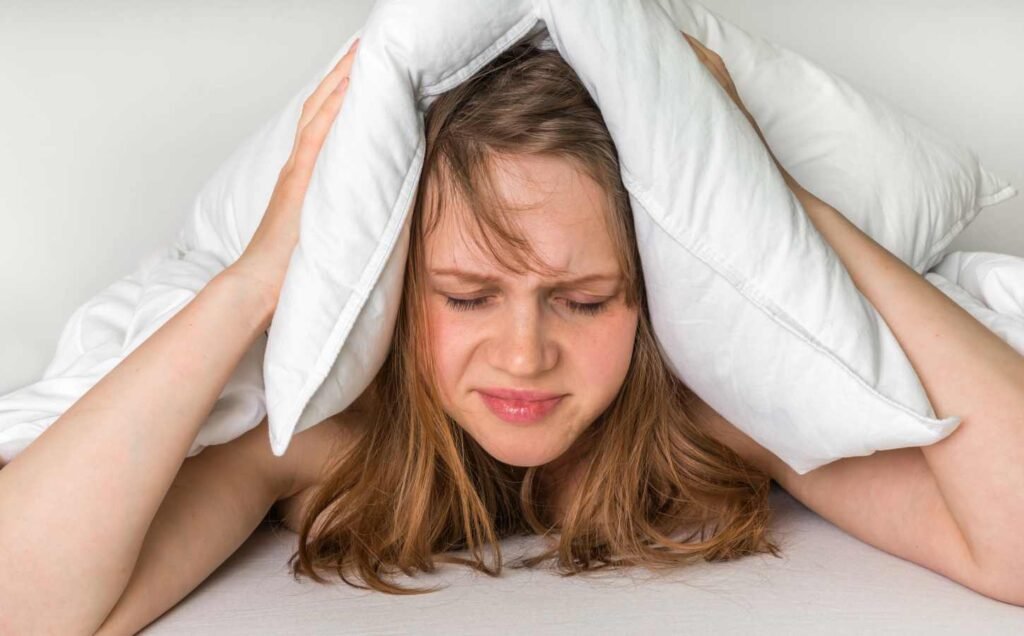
{"left": 0, "top": 269, "right": 273, "bottom": 635}
{"left": 791, "top": 180, "right": 1024, "bottom": 582}
{"left": 95, "top": 421, "right": 282, "bottom": 636}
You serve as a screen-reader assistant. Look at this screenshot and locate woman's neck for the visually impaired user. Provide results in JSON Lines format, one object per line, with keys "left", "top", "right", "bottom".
{"left": 537, "top": 438, "right": 593, "bottom": 525}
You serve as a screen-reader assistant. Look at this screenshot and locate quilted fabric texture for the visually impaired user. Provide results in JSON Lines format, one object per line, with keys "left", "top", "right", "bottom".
{"left": 0, "top": 0, "right": 1016, "bottom": 474}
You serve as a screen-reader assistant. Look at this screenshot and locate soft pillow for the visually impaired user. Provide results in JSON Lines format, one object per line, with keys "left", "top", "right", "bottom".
{"left": 666, "top": 0, "right": 1016, "bottom": 274}
{"left": 0, "top": 0, "right": 1016, "bottom": 475}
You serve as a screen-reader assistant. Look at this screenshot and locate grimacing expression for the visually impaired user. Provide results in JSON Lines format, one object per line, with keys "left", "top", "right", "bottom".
{"left": 423, "top": 153, "right": 640, "bottom": 468}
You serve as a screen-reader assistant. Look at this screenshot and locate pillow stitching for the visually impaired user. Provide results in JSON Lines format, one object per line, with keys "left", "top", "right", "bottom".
{"left": 920, "top": 181, "right": 1016, "bottom": 272}
{"left": 422, "top": 14, "right": 540, "bottom": 96}
{"left": 919, "top": 204, "right": 982, "bottom": 273}
{"left": 975, "top": 183, "right": 1018, "bottom": 209}
{"left": 272, "top": 139, "right": 427, "bottom": 439}
{"left": 619, "top": 168, "right": 954, "bottom": 430}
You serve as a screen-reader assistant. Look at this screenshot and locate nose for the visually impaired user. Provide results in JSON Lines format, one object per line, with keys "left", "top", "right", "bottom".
{"left": 488, "top": 298, "right": 558, "bottom": 378}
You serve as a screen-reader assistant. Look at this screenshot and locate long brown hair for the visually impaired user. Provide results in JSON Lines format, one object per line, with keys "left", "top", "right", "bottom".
{"left": 287, "top": 40, "right": 781, "bottom": 594}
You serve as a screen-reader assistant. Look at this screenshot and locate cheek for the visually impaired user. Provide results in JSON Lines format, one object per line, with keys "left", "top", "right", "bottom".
{"left": 425, "top": 302, "right": 468, "bottom": 402}
{"left": 570, "top": 308, "right": 639, "bottom": 392}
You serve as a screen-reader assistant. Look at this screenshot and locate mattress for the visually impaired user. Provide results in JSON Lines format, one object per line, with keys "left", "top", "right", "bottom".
{"left": 142, "top": 485, "right": 1024, "bottom": 634}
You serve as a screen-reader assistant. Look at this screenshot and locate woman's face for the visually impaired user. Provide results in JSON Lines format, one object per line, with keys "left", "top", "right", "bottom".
{"left": 424, "top": 153, "right": 639, "bottom": 468}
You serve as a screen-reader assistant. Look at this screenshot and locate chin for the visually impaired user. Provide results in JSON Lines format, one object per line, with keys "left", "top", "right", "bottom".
{"left": 470, "top": 428, "right": 570, "bottom": 468}
{"left": 485, "top": 446, "right": 557, "bottom": 468}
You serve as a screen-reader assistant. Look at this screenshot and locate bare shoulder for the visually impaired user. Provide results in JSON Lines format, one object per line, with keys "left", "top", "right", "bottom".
{"left": 688, "top": 394, "right": 781, "bottom": 478}
{"left": 269, "top": 415, "right": 357, "bottom": 532}
{"left": 271, "top": 388, "right": 374, "bottom": 532}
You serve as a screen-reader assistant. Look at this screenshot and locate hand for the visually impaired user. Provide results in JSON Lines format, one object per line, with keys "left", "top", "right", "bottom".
{"left": 681, "top": 31, "right": 798, "bottom": 189}
{"left": 227, "top": 37, "right": 361, "bottom": 312}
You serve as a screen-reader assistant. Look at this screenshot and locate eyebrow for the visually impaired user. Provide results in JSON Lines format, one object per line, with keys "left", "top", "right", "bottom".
{"left": 429, "top": 267, "right": 622, "bottom": 287}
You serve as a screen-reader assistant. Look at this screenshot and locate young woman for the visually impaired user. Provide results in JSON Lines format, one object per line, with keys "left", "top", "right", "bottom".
{"left": 2, "top": 32, "right": 1023, "bottom": 634}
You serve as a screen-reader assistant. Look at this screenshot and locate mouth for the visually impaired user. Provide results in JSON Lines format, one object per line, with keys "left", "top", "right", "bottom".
{"left": 477, "top": 390, "right": 565, "bottom": 424}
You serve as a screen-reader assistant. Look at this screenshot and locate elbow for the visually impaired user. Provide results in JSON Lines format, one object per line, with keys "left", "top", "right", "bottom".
{"left": 965, "top": 563, "right": 1024, "bottom": 607}
{"left": 963, "top": 533, "right": 1024, "bottom": 607}
{"left": 978, "top": 581, "right": 1024, "bottom": 608}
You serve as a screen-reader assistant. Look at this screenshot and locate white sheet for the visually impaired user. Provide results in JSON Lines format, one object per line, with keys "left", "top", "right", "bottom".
{"left": 142, "top": 485, "right": 1024, "bottom": 634}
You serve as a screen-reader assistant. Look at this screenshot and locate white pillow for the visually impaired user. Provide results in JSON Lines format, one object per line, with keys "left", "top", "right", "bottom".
{"left": 247, "top": 0, "right": 1014, "bottom": 472}
{"left": 0, "top": 0, "right": 1015, "bottom": 474}
{"left": 664, "top": 0, "right": 1017, "bottom": 274}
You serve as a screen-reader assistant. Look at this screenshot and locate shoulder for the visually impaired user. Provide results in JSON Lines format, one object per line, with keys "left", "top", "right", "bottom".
{"left": 278, "top": 410, "right": 366, "bottom": 499}
{"left": 281, "top": 384, "right": 378, "bottom": 495}
{"left": 268, "top": 411, "right": 366, "bottom": 532}
{"left": 269, "top": 388, "right": 375, "bottom": 531}
{"left": 688, "top": 394, "right": 780, "bottom": 478}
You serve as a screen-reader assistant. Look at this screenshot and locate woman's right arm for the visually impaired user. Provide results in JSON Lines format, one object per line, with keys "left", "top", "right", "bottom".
{"left": 0, "top": 36, "right": 361, "bottom": 635}
{"left": 0, "top": 270, "right": 274, "bottom": 635}
{"left": 93, "top": 414, "right": 354, "bottom": 636}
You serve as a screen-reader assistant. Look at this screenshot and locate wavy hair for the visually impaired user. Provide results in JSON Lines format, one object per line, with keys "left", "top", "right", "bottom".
{"left": 286, "top": 40, "right": 781, "bottom": 594}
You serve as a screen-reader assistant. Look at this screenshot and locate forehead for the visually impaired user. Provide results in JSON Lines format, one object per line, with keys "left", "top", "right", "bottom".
{"left": 424, "top": 153, "right": 619, "bottom": 278}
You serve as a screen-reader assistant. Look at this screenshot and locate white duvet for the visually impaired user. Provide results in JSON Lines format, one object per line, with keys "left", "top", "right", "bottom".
{"left": 925, "top": 251, "right": 1024, "bottom": 353}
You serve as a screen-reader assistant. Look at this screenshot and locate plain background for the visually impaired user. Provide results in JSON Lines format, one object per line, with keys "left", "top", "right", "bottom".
{"left": 1, "top": 0, "right": 1021, "bottom": 394}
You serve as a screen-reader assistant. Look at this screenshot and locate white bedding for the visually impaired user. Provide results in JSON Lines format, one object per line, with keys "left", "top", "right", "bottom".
{"left": 3, "top": 2, "right": 1022, "bottom": 632}
{"left": 925, "top": 251, "right": 1024, "bottom": 353}
{"left": 142, "top": 485, "right": 1024, "bottom": 634}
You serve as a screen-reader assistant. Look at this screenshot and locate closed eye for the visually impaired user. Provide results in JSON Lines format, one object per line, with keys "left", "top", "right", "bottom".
{"left": 443, "top": 296, "right": 609, "bottom": 316}
{"left": 444, "top": 296, "right": 489, "bottom": 312}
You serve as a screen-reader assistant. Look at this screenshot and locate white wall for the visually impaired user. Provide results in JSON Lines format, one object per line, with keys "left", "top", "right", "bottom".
{"left": 1, "top": 0, "right": 1021, "bottom": 393}
{"left": 0, "top": 0, "right": 376, "bottom": 393}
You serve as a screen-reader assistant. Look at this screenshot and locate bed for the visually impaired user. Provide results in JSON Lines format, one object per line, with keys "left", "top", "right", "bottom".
{"left": 139, "top": 248, "right": 1024, "bottom": 634}
{"left": 142, "top": 485, "right": 1024, "bottom": 634}
{"left": 1, "top": 0, "right": 1022, "bottom": 633}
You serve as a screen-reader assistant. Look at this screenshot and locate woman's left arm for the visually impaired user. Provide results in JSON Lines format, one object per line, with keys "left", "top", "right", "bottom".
{"left": 794, "top": 178, "right": 1024, "bottom": 600}
{"left": 679, "top": 30, "right": 1024, "bottom": 606}
{"left": 696, "top": 194, "right": 1024, "bottom": 605}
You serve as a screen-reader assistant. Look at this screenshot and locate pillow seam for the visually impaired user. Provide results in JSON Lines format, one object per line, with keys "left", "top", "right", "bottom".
{"left": 272, "top": 139, "right": 427, "bottom": 440}
{"left": 421, "top": 14, "right": 540, "bottom": 96}
{"left": 920, "top": 183, "right": 1017, "bottom": 272}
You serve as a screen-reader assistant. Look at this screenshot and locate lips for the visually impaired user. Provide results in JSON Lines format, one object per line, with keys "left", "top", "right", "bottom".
{"left": 477, "top": 389, "right": 565, "bottom": 424}
{"left": 478, "top": 387, "right": 563, "bottom": 401}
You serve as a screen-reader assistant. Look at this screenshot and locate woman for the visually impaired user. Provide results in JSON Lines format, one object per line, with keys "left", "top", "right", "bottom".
{"left": 279, "top": 36, "right": 781, "bottom": 594}
{"left": 2, "top": 33, "right": 1022, "bottom": 634}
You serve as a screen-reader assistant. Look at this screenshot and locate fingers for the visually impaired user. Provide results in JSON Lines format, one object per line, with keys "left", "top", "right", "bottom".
{"left": 288, "top": 76, "right": 351, "bottom": 182}
{"left": 283, "top": 37, "right": 360, "bottom": 173}
{"left": 682, "top": 31, "right": 725, "bottom": 71}
{"left": 681, "top": 31, "right": 705, "bottom": 60}
{"left": 680, "top": 31, "right": 760, "bottom": 140}
{"left": 299, "top": 38, "right": 361, "bottom": 131}
{"left": 680, "top": 31, "right": 736, "bottom": 91}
